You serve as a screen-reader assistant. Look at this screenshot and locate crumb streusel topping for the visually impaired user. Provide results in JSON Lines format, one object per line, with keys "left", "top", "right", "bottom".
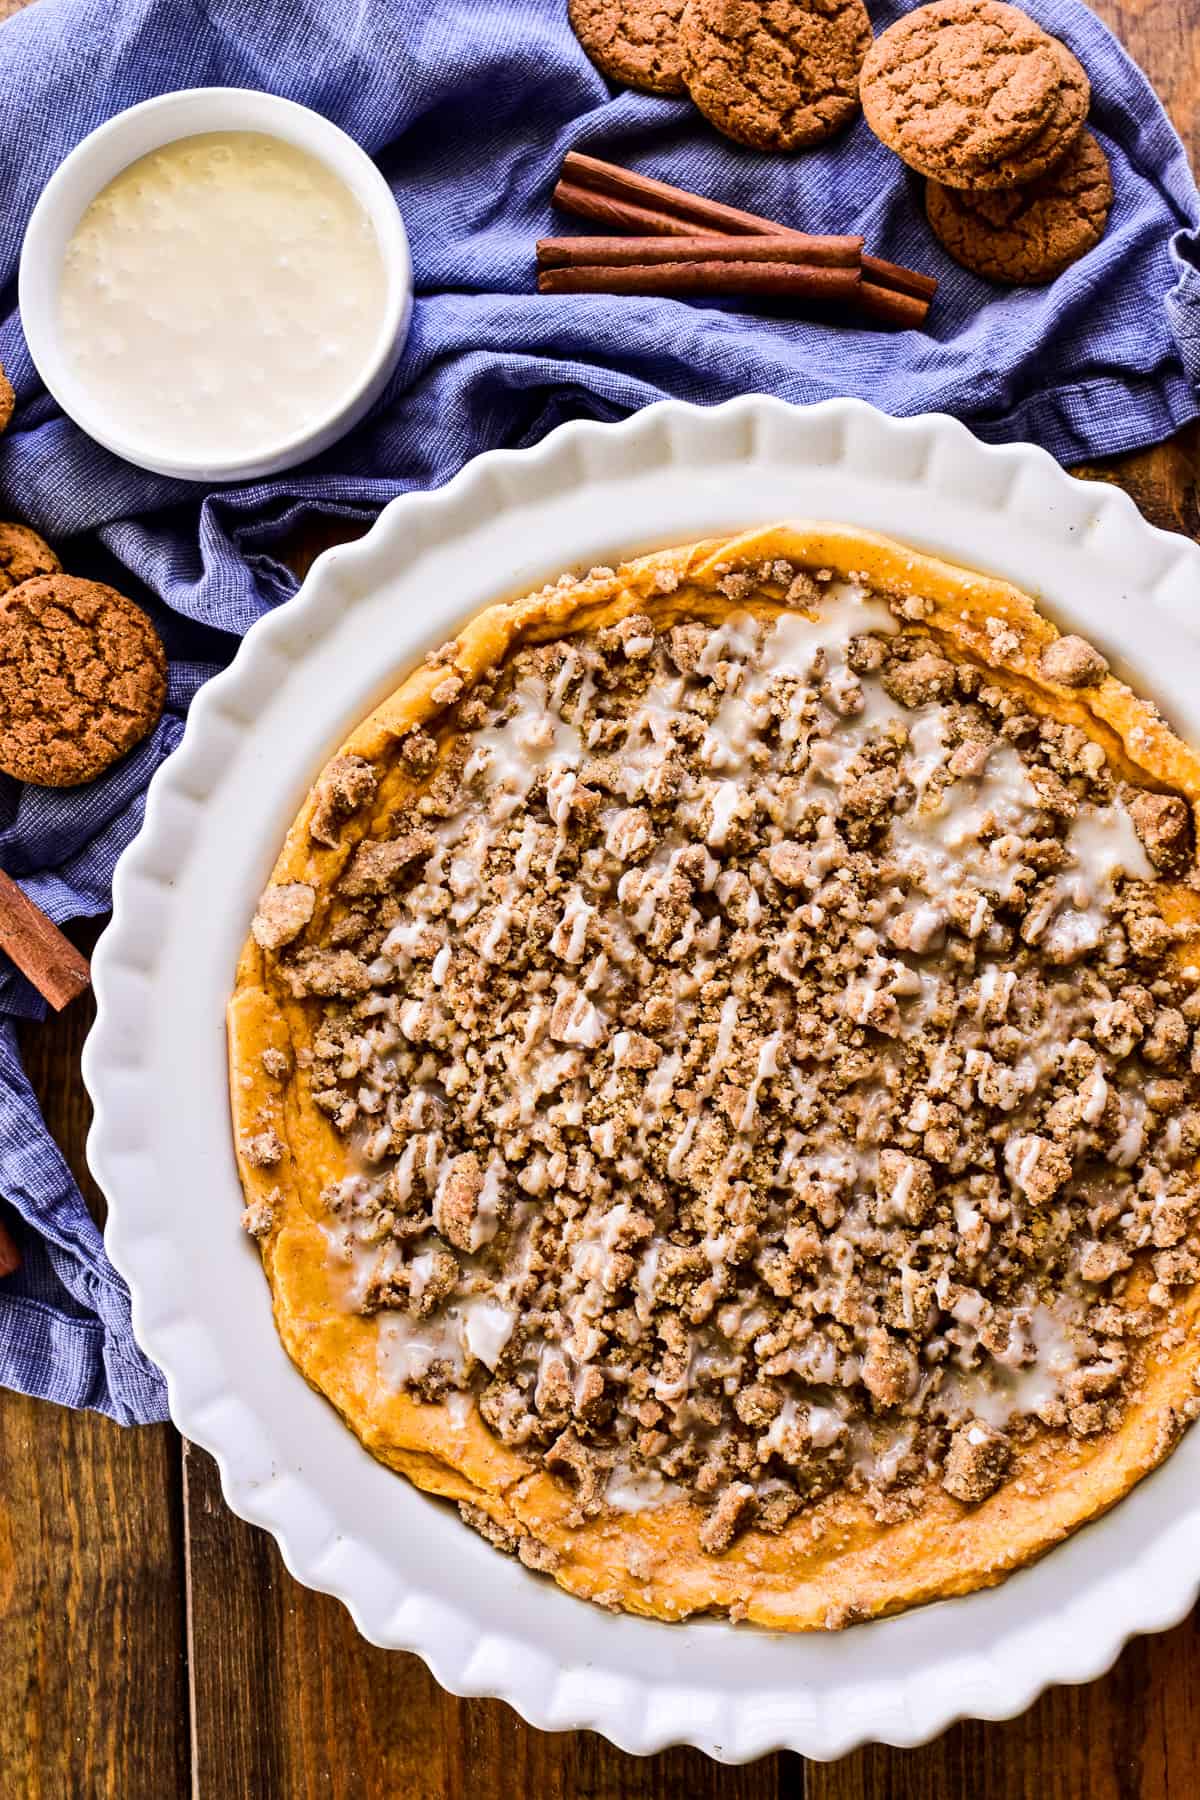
{"left": 248, "top": 569, "right": 1200, "bottom": 1552}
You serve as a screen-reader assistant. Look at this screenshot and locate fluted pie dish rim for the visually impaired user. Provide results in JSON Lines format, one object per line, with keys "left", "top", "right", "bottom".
{"left": 85, "top": 396, "right": 1200, "bottom": 1760}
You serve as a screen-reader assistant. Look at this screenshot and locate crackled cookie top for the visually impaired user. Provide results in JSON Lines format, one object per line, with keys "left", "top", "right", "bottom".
{"left": 569, "top": 0, "right": 689, "bottom": 93}
{"left": 959, "top": 42, "right": 1091, "bottom": 190}
{"left": 236, "top": 536, "right": 1200, "bottom": 1613}
{"left": 861, "top": 0, "right": 1088, "bottom": 187}
{"left": 0, "top": 522, "right": 60, "bottom": 597}
{"left": 680, "top": 0, "right": 872, "bottom": 151}
{"left": 926, "top": 130, "right": 1113, "bottom": 284}
{"left": 0, "top": 574, "right": 167, "bottom": 787}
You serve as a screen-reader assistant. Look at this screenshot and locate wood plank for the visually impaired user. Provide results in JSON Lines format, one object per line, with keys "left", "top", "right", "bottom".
{"left": 807, "top": 1609, "right": 1200, "bottom": 1800}
{"left": 0, "top": 937, "right": 188, "bottom": 1799}
{"left": 183, "top": 1441, "right": 785, "bottom": 1800}
{"left": 1090, "top": 0, "right": 1200, "bottom": 167}
{"left": 0, "top": 1395, "right": 187, "bottom": 1799}
{"left": 1074, "top": 424, "right": 1199, "bottom": 542}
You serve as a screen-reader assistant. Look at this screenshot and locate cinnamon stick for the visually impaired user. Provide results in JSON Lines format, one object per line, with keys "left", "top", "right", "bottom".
{"left": 0, "top": 1218, "right": 18, "bottom": 1278}
{"left": 0, "top": 870, "right": 91, "bottom": 1011}
{"left": 538, "top": 261, "right": 862, "bottom": 303}
{"left": 538, "top": 233, "right": 862, "bottom": 270}
{"left": 557, "top": 152, "right": 937, "bottom": 324}
{"left": 861, "top": 253, "right": 939, "bottom": 302}
{"left": 856, "top": 280, "right": 931, "bottom": 330}
{"left": 553, "top": 180, "right": 730, "bottom": 239}
{"left": 563, "top": 151, "right": 790, "bottom": 239}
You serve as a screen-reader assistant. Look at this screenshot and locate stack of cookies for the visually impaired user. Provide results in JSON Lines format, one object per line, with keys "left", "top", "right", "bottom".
{"left": 569, "top": 0, "right": 874, "bottom": 151}
{"left": 861, "top": 0, "right": 1112, "bottom": 285}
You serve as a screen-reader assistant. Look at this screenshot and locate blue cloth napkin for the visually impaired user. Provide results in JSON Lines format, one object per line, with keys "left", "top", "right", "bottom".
{"left": 0, "top": 0, "right": 1197, "bottom": 1426}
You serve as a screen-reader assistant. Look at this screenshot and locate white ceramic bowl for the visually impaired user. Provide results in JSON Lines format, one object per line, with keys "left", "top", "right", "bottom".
{"left": 18, "top": 87, "right": 413, "bottom": 482}
{"left": 83, "top": 398, "right": 1200, "bottom": 1761}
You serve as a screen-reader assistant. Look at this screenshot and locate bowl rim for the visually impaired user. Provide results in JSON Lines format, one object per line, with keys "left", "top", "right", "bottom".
{"left": 17, "top": 85, "right": 413, "bottom": 483}
{"left": 82, "top": 396, "right": 1200, "bottom": 1761}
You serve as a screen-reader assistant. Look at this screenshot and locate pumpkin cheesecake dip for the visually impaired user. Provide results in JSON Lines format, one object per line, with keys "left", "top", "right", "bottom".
{"left": 230, "top": 525, "right": 1200, "bottom": 1629}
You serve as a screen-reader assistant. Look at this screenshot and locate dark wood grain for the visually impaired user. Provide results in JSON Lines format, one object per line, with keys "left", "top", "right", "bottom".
{"left": 0, "top": 1395, "right": 187, "bottom": 1799}
{"left": 808, "top": 1611, "right": 1200, "bottom": 1800}
{"left": 0, "top": 931, "right": 189, "bottom": 1800}
{"left": 3, "top": 0, "right": 1200, "bottom": 1790}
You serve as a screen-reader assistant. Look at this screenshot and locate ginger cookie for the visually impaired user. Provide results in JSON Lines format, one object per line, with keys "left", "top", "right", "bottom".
{"left": 926, "top": 130, "right": 1113, "bottom": 284}
{"left": 0, "top": 363, "right": 13, "bottom": 435}
{"left": 970, "top": 41, "right": 1090, "bottom": 188}
{"left": 0, "top": 523, "right": 61, "bottom": 596}
{"left": 569, "top": 0, "right": 689, "bottom": 93}
{"left": 680, "top": 0, "right": 873, "bottom": 152}
{"left": 0, "top": 575, "right": 167, "bottom": 787}
{"left": 861, "top": 0, "right": 1088, "bottom": 189}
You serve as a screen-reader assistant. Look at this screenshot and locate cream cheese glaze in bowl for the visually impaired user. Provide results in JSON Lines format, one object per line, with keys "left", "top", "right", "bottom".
{"left": 19, "top": 88, "right": 412, "bottom": 482}
{"left": 83, "top": 399, "right": 1200, "bottom": 1760}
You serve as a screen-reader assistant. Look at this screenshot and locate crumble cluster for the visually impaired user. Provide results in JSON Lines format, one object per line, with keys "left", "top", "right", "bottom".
{"left": 248, "top": 563, "right": 1200, "bottom": 1553}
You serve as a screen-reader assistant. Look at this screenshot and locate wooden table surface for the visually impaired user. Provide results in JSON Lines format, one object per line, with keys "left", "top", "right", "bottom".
{"left": 2, "top": 0, "right": 1200, "bottom": 1793}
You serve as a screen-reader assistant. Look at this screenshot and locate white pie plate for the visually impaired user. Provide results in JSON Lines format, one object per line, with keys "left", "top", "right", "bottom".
{"left": 84, "top": 396, "right": 1200, "bottom": 1762}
